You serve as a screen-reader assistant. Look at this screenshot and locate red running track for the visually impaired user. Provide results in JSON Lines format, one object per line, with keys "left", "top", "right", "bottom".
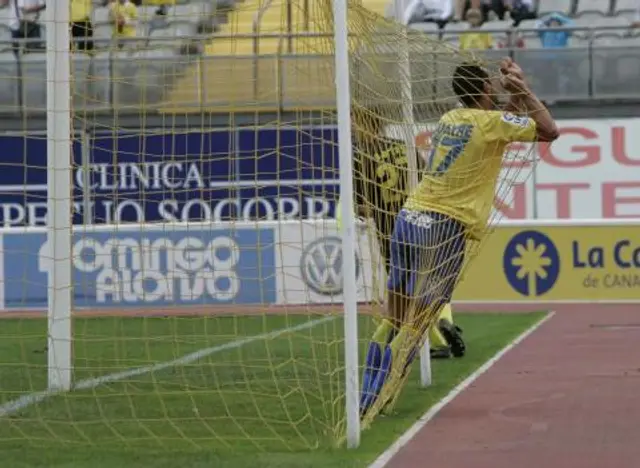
{"left": 384, "top": 305, "right": 640, "bottom": 468}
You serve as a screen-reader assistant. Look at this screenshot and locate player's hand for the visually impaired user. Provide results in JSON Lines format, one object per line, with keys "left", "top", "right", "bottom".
{"left": 501, "top": 73, "right": 530, "bottom": 95}
{"left": 500, "top": 58, "right": 528, "bottom": 94}
{"left": 499, "top": 57, "right": 518, "bottom": 73}
{"left": 500, "top": 57, "right": 525, "bottom": 81}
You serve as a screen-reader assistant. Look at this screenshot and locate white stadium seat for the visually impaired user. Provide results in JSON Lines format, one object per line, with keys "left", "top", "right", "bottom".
{"left": 575, "top": 0, "right": 613, "bottom": 17}
{"left": 537, "top": 0, "right": 573, "bottom": 15}
{"left": 614, "top": 0, "right": 638, "bottom": 12}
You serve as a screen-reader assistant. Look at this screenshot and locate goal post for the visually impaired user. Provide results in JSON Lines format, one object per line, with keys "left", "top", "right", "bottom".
{"left": 45, "top": 0, "right": 72, "bottom": 392}
{"left": 332, "top": 0, "right": 362, "bottom": 449}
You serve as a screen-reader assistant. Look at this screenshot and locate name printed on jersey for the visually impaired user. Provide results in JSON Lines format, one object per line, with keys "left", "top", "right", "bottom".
{"left": 432, "top": 123, "right": 474, "bottom": 142}
{"left": 501, "top": 113, "right": 530, "bottom": 127}
{"left": 401, "top": 209, "right": 433, "bottom": 229}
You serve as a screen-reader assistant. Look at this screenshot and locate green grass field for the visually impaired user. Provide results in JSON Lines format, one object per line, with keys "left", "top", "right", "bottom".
{"left": 0, "top": 311, "right": 546, "bottom": 468}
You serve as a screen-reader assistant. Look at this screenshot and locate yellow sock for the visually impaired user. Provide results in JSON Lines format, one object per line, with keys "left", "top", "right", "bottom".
{"left": 439, "top": 303, "right": 454, "bottom": 323}
{"left": 389, "top": 324, "right": 418, "bottom": 357}
{"left": 371, "top": 319, "right": 395, "bottom": 346}
{"left": 429, "top": 304, "right": 454, "bottom": 348}
{"left": 429, "top": 326, "right": 448, "bottom": 348}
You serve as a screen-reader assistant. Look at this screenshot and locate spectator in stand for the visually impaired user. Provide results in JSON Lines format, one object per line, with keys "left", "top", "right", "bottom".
{"left": 537, "top": 12, "right": 572, "bottom": 48}
{"left": 461, "top": 0, "right": 507, "bottom": 22}
{"left": 143, "top": 0, "right": 175, "bottom": 17}
{"left": 109, "top": 0, "right": 138, "bottom": 47}
{"left": 70, "top": 0, "right": 94, "bottom": 52}
{"left": 459, "top": 8, "right": 493, "bottom": 50}
{"left": 0, "top": 0, "right": 45, "bottom": 55}
{"left": 505, "top": 0, "right": 536, "bottom": 26}
{"left": 403, "top": 0, "right": 453, "bottom": 28}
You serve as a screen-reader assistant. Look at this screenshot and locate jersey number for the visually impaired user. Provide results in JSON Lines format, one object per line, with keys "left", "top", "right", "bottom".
{"left": 427, "top": 136, "right": 470, "bottom": 175}
{"left": 376, "top": 148, "right": 407, "bottom": 204}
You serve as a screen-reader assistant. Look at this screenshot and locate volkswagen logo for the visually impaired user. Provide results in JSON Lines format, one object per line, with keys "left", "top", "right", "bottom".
{"left": 300, "top": 236, "right": 361, "bottom": 296}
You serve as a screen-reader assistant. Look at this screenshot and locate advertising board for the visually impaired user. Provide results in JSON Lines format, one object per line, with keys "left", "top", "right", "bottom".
{"left": 2, "top": 118, "right": 640, "bottom": 228}
{"left": 389, "top": 117, "right": 640, "bottom": 220}
{"left": 0, "top": 219, "right": 384, "bottom": 311}
{"left": 455, "top": 221, "right": 640, "bottom": 302}
{"left": 0, "top": 127, "right": 339, "bottom": 227}
{"left": 0, "top": 219, "right": 638, "bottom": 311}
{"left": 276, "top": 220, "right": 385, "bottom": 305}
{"left": 1, "top": 225, "right": 277, "bottom": 309}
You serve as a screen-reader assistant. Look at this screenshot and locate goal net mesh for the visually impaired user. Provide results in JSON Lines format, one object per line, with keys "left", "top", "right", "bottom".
{"left": 0, "top": 0, "right": 535, "bottom": 454}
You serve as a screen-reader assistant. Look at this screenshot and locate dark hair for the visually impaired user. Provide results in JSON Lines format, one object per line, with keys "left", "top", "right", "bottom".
{"left": 452, "top": 63, "right": 490, "bottom": 107}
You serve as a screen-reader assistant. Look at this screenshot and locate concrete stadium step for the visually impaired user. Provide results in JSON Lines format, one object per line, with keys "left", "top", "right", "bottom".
{"left": 159, "top": 0, "right": 391, "bottom": 112}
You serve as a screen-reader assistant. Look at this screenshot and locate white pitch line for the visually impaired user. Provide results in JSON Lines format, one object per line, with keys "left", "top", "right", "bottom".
{"left": 0, "top": 316, "right": 336, "bottom": 418}
{"left": 368, "top": 310, "right": 557, "bottom": 468}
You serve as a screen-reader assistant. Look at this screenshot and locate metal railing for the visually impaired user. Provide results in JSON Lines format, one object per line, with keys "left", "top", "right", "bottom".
{"left": 0, "top": 25, "right": 639, "bottom": 115}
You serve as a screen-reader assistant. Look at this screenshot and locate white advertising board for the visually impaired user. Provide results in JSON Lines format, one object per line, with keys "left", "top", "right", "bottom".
{"left": 0, "top": 220, "right": 386, "bottom": 311}
{"left": 387, "top": 118, "right": 640, "bottom": 220}
{"left": 276, "top": 220, "right": 386, "bottom": 305}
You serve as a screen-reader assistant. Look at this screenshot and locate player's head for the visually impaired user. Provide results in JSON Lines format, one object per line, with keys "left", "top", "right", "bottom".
{"left": 452, "top": 63, "right": 496, "bottom": 109}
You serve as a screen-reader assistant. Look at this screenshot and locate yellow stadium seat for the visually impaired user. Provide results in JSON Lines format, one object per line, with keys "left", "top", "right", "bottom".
{"left": 160, "top": 0, "right": 337, "bottom": 112}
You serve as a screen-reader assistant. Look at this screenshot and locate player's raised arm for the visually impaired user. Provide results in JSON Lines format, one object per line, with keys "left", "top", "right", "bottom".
{"left": 500, "top": 58, "right": 559, "bottom": 142}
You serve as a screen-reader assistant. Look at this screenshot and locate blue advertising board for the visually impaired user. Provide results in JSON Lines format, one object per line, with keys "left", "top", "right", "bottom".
{"left": 2, "top": 227, "right": 276, "bottom": 308}
{"left": 0, "top": 127, "right": 340, "bottom": 227}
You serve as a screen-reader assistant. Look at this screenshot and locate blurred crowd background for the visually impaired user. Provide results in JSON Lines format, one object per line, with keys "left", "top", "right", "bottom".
{"left": 0, "top": 0, "right": 637, "bottom": 112}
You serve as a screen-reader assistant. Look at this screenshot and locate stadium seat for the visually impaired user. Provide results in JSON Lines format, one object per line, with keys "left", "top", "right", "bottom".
{"left": 169, "top": 2, "right": 213, "bottom": 22}
{"left": 574, "top": 0, "right": 613, "bottom": 17}
{"left": 593, "top": 32, "right": 640, "bottom": 46}
{"left": 409, "top": 22, "right": 439, "bottom": 34}
{"left": 19, "top": 53, "right": 47, "bottom": 111}
{"left": 614, "top": 0, "right": 638, "bottom": 12}
{"left": 138, "top": 5, "right": 163, "bottom": 22}
{"left": 614, "top": 9, "right": 637, "bottom": 20}
{"left": 90, "top": 51, "right": 113, "bottom": 105}
{"left": 0, "top": 6, "right": 11, "bottom": 26}
{"left": 517, "top": 18, "right": 538, "bottom": 30}
{"left": 570, "top": 34, "right": 592, "bottom": 47}
{"left": 0, "top": 25, "right": 11, "bottom": 43}
{"left": 537, "top": 0, "right": 572, "bottom": 16}
{"left": 72, "top": 54, "right": 95, "bottom": 108}
{"left": 592, "top": 34, "right": 622, "bottom": 46}
{"left": 149, "top": 21, "right": 198, "bottom": 38}
{"left": 573, "top": 16, "right": 630, "bottom": 28}
{"left": 0, "top": 52, "right": 18, "bottom": 109}
{"left": 93, "top": 6, "right": 111, "bottom": 24}
{"left": 93, "top": 22, "right": 114, "bottom": 44}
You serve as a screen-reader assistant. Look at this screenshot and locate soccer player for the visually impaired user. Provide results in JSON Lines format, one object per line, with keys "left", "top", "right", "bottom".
{"left": 360, "top": 58, "right": 559, "bottom": 416}
{"left": 344, "top": 106, "right": 465, "bottom": 359}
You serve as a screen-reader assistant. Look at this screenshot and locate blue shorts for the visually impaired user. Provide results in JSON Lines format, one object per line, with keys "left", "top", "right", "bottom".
{"left": 388, "top": 209, "right": 466, "bottom": 309}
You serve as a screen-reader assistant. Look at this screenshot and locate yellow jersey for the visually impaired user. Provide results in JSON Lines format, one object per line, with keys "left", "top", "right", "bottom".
{"left": 110, "top": 1, "right": 138, "bottom": 38}
{"left": 70, "top": 0, "right": 92, "bottom": 22}
{"left": 459, "top": 32, "right": 493, "bottom": 51}
{"left": 404, "top": 108, "right": 537, "bottom": 238}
